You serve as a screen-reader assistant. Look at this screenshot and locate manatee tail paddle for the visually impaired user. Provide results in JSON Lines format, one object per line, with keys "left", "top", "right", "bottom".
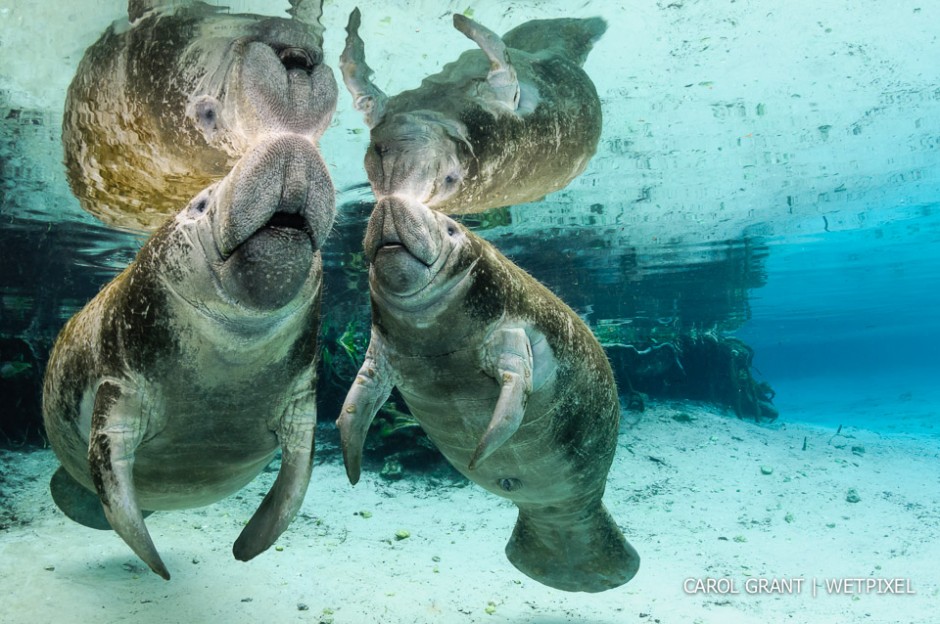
{"left": 50, "top": 466, "right": 154, "bottom": 531}
{"left": 506, "top": 501, "right": 639, "bottom": 593}
{"left": 501, "top": 17, "right": 607, "bottom": 67}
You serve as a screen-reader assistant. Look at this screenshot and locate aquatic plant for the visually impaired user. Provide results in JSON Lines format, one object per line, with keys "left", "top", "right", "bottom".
{"left": 0, "top": 357, "right": 32, "bottom": 379}
{"left": 602, "top": 330, "right": 776, "bottom": 421}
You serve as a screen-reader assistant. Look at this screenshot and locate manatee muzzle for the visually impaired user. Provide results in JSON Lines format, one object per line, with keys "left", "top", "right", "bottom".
{"left": 233, "top": 18, "right": 337, "bottom": 139}
{"left": 366, "top": 114, "right": 466, "bottom": 204}
{"left": 217, "top": 134, "right": 335, "bottom": 310}
{"left": 365, "top": 196, "right": 444, "bottom": 296}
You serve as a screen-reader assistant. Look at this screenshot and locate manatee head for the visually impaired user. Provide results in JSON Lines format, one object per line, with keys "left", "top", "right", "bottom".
{"left": 365, "top": 111, "right": 473, "bottom": 206}
{"left": 62, "top": 1, "right": 338, "bottom": 231}
{"left": 149, "top": 133, "right": 335, "bottom": 319}
{"left": 363, "top": 195, "right": 477, "bottom": 307}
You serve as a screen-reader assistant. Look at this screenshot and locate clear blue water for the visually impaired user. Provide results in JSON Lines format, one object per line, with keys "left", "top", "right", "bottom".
{"left": 737, "top": 206, "right": 940, "bottom": 433}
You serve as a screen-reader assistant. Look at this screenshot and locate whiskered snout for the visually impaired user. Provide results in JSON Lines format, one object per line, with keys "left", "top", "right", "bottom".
{"left": 364, "top": 195, "right": 441, "bottom": 265}
{"left": 365, "top": 112, "right": 469, "bottom": 205}
{"left": 233, "top": 17, "right": 337, "bottom": 141}
{"left": 217, "top": 133, "right": 335, "bottom": 256}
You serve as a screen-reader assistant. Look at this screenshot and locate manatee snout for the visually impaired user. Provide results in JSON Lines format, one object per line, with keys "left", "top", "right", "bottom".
{"left": 365, "top": 112, "right": 469, "bottom": 205}
{"left": 214, "top": 134, "right": 335, "bottom": 310}
{"left": 234, "top": 19, "right": 338, "bottom": 139}
{"left": 364, "top": 196, "right": 449, "bottom": 296}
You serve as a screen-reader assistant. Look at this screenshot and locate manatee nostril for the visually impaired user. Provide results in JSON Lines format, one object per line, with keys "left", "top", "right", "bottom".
{"left": 277, "top": 46, "right": 316, "bottom": 72}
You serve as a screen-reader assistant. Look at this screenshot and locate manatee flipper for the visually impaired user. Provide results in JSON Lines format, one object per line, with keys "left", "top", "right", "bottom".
{"left": 469, "top": 327, "right": 533, "bottom": 470}
{"left": 501, "top": 17, "right": 608, "bottom": 67}
{"left": 287, "top": 0, "right": 325, "bottom": 34}
{"left": 507, "top": 501, "right": 640, "bottom": 593}
{"left": 452, "top": 14, "right": 520, "bottom": 111}
{"left": 127, "top": 0, "right": 155, "bottom": 22}
{"left": 335, "top": 332, "right": 394, "bottom": 485}
{"left": 340, "top": 8, "right": 389, "bottom": 128}
{"left": 233, "top": 369, "right": 317, "bottom": 561}
{"left": 88, "top": 379, "right": 169, "bottom": 580}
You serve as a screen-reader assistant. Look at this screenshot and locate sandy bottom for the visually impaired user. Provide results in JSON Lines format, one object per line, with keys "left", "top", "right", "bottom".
{"left": 1, "top": 401, "right": 938, "bottom": 624}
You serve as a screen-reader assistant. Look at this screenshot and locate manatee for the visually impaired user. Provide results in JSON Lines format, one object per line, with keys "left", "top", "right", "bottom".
{"left": 340, "top": 10, "right": 606, "bottom": 214}
{"left": 63, "top": 0, "right": 338, "bottom": 231}
{"left": 42, "top": 133, "right": 335, "bottom": 579}
{"left": 335, "top": 195, "right": 638, "bottom": 592}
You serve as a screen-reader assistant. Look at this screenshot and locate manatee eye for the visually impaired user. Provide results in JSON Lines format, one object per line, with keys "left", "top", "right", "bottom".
{"left": 446, "top": 225, "right": 457, "bottom": 237}
{"left": 187, "top": 192, "right": 211, "bottom": 219}
{"left": 195, "top": 102, "right": 217, "bottom": 129}
{"left": 190, "top": 199, "right": 207, "bottom": 216}
{"left": 444, "top": 174, "right": 458, "bottom": 186}
{"left": 188, "top": 95, "right": 223, "bottom": 140}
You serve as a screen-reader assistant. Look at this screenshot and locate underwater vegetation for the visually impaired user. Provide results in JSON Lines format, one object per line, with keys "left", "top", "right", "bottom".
{"left": 606, "top": 332, "right": 777, "bottom": 420}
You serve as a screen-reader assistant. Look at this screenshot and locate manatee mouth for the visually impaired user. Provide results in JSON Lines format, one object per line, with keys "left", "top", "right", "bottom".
{"left": 220, "top": 206, "right": 319, "bottom": 311}
{"left": 375, "top": 241, "right": 425, "bottom": 268}
{"left": 277, "top": 46, "right": 317, "bottom": 72}
{"left": 257, "top": 209, "right": 317, "bottom": 248}
{"left": 364, "top": 196, "right": 443, "bottom": 279}
{"left": 374, "top": 231, "right": 413, "bottom": 261}
{"left": 224, "top": 209, "right": 314, "bottom": 260}
{"left": 266, "top": 211, "right": 308, "bottom": 232}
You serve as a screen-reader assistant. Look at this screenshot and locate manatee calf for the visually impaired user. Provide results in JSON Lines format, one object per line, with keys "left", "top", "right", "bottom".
{"left": 63, "top": 0, "right": 338, "bottom": 231}
{"left": 340, "top": 10, "right": 605, "bottom": 214}
{"left": 336, "top": 195, "right": 638, "bottom": 592}
{"left": 42, "top": 133, "right": 335, "bottom": 579}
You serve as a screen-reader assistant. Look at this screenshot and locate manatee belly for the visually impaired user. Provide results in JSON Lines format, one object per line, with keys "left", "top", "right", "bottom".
{"left": 50, "top": 380, "right": 283, "bottom": 512}
{"left": 131, "top": 420, "right": 279, "bottom": 510}
{"left": 395, "top": 349, "right": 611, "bottom": 507}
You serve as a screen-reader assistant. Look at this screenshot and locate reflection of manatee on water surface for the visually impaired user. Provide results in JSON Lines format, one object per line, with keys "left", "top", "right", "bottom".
{"left": 341, "top": 9, "right": 606, "bottom": 214}
{"left": 42, "top": 134, "right": 336, "bottom": 580}
{"left": 63, "top": 0, "right": 338, "bottom": 231}
{"left": 336, "top": 195, "right": 639, "bottom": 593}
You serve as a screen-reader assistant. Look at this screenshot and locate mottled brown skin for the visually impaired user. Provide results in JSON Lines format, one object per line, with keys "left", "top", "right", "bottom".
{"left": 337, "top": 196, "right": 638, "bottom": 592}
{"left": 342, "top": 13, "right": 605, "bottom": 214}
{"left": 63, "top": 1, "right": 337, "bottom": 231}
{"left": 43, "top": 134, "right": 335, "bottom": 579}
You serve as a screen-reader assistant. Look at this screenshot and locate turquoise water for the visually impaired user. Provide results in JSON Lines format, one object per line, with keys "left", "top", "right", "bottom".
{"left": 738, "top": 208, "right": 940, "bottom": 433}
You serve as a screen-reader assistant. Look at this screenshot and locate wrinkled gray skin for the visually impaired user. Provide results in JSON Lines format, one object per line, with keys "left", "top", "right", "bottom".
{"left": 336, "top": 195, "right": 639, "bottom": 592}
{"left": 341, "top": 10, "right": 605, "bottom": 214}
{"left": 42, "top": 134, "right": 336, "bottom": 580}
{"left": 63, "top": 0, "right": 338, "bottom": 231}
